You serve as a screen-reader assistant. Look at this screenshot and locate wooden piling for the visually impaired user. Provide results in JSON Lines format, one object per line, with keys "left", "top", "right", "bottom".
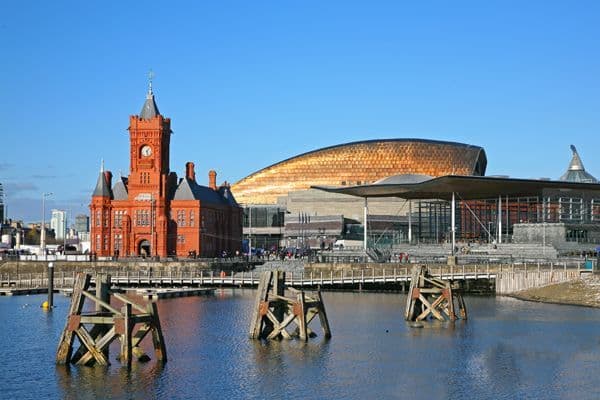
{"left": 56, "top": 273, "right": 167, "bottom": 368}
{"left": 405, "top": 265, "right": 467, "bottom": 323}
{"left": 249, "top": 270, "right": 331, "bottom": 341}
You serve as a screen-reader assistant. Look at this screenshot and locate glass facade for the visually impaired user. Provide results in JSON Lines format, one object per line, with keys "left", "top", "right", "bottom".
{"left": 243, "top": 206, "right": 285, "bottom": 228}
{"left": 243, "top": 206, "right": 285, "bottom": 251}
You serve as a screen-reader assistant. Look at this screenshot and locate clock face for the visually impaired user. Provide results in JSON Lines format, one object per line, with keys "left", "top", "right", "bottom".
{"left": 141, "top": 145, "right": 152, "bottom": 157}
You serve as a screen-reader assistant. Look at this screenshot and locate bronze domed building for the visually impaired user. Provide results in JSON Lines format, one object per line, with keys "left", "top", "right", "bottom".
{"left": 232, "top": 139, "right": 487, "bottom": 204}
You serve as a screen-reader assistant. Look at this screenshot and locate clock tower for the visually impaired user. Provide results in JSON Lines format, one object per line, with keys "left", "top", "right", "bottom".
{"left": 90, "top": 76, "right": 242, "bottom": 259}
{"left": 126, "top": 78, "right": 172, "bottom": 256}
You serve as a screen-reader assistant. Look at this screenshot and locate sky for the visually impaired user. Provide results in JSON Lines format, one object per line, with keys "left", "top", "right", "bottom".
{"left": 1, "top": 1, "right": 599, "bottom": 223}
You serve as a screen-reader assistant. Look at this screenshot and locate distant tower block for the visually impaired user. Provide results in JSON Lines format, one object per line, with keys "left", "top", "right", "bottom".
{"left": 0, "top": 182, "right": 5, "bottom": 222}
{"left": 249, "top": 271, "right": 331, "bottom": 341}
{"left": 405, "top": 266, "right": 467, "bottom": 322}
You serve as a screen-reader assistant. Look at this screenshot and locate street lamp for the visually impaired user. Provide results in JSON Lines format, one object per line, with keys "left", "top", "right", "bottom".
{"left": 41, "top": 192, "right": 53, "bottom": 255}
{"left": 59, "top": 209, "right": 69, "bottom": 255}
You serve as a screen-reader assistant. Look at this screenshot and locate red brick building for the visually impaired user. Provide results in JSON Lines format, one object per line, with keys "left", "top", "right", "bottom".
{"left": 90, "top": 83, "right": 242, "bottom": 258}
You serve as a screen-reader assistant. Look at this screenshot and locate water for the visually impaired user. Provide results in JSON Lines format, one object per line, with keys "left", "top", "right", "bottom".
{"left": 1, "top": 290, "right": 600, "bottom": 400}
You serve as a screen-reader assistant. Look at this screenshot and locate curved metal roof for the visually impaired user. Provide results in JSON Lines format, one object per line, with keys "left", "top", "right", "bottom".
{"left": 239, "top": 138, "right": 486, "bottom": 182}
{"left": 232, "top": 138, "right": 487, "bottom": 204}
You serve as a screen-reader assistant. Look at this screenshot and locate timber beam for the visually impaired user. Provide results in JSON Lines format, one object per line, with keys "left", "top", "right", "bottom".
{"left": 56, "top": 273, "right": 167, "bottom": 367}
{"left": 249, "top": 270, "right": 332, "bottom": 341}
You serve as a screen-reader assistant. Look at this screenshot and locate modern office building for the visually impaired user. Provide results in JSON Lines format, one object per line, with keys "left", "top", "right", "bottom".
{"left": 75, "top": 214, "right": 90, "bottom": 234}
{"left": 50, "top": 209, "right": 67, "bottom": 240}
{"left": 0, "top": 183, "right": 4, "bottom": 223}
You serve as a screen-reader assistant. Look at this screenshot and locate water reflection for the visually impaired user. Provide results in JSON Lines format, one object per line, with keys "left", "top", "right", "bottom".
{"left": 56, "top": 361, "right": 166, "bottom": 399}
{"left": 3, "top": 291, "right": 600, "bottom": 399}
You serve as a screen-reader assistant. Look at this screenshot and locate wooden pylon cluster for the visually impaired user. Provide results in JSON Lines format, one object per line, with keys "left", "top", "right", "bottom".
{"left": 56, "top": 273, "right": 167, "bottom": 367}
{"left": 249, "top": 271, "right": 332, "bottom": 341}
{"left": 405, "top": 265, "right": 467, "bottom": 322}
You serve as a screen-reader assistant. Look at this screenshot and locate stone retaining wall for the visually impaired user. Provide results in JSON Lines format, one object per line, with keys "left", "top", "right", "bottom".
{"left": 0, "top": 260, "right": 253, "bottom": 274}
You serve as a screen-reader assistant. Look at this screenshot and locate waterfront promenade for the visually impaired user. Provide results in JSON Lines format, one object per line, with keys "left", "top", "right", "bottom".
{"left": 0, "top": 261, "right": 588, "bottom": 295}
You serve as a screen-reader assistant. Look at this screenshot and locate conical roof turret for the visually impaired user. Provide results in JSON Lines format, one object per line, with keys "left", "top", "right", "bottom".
{"left": 559, "top": 145, "right": 598, "bottom": 183}
{"left": 92, "top": 161, "right": 113, "bottom": 197}
{"left": 139, "top": 73, "right": 160, "bottom": 119}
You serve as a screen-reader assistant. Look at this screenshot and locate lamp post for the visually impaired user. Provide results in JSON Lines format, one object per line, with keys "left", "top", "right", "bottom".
{"left": 248, "top": 206, "right": 252, "bottom": 260}
{"left": 41, "top": 192, "right": 53, "bottom": 255}
{"left": 47, "top": 261, "right": 54, "bottom": 309}
{"left": 61, "top": 209, "right": 69, "bottom": 255}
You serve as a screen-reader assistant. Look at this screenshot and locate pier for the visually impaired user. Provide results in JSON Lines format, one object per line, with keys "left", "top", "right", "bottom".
{"left": 0, "top": 262, "right": 588, "bottom": 295}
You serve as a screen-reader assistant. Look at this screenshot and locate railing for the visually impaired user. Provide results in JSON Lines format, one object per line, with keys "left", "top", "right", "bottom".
{"left": 0, "top": 262, "right": 589, "bottom": 291}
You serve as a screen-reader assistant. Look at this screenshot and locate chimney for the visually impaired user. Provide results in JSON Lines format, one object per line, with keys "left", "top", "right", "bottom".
{"left": 209, "top": 170, "right": 217, "bottom": 190}
{"left": 185, "top": 162, "right": 196, "bottom": 181}
{"left": 103, "top": 171, "right": 112, "bottom": 187}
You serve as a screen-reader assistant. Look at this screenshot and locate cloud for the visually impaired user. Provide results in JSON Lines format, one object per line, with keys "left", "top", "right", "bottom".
{"left": 3, "top": 182, "right": 38, "bottom": 195}
{"left": 0, "top": 163, "right": 14, "bottom": 171}
{"left": 3, "top": 196, "right": 54, "bottom": 222}
{"left": 4, "top": 196, "right": 89, "bottom": 223}
{"left": 30, "top": 174, "right": 58, "bottom": 179}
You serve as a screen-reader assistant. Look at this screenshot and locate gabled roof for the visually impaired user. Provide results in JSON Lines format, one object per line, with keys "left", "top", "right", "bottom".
{"left": 92, "top": 172, "right": 112, "bottom": 197}
{"left": 218, "top": 186, "right": 239, "bottom": 207}
{"left": 112, "top": 177, "right": 128, "bottom": 200}
{"left": 173, "top": 178, "right": 231, "bottom": 205}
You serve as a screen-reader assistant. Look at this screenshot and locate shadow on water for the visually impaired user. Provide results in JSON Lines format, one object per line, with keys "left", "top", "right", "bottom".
{"left": 56, "top": 361, "right": 166, "bottom": 400}
{"left": 3, "top": 290, "right": 600, "bottom": 399}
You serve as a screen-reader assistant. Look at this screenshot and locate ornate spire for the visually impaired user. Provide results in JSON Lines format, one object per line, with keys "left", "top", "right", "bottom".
{"left": 140, "top": 70, "right": 160, "bottom": 119}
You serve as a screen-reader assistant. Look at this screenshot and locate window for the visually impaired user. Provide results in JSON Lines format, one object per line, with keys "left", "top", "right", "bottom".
{"left": 103, "top": 235, "right": 109, "bottom": 251}
{"left": 114, "top": 210, "right": 125, "bottom": 227}
{"left": 177, "top": 210, "right": 186, "bottom": 227}
{"left": 592, "top": 199, "right": 600, "bottom": 222}
{"left": 96, "top": 210, "right": 101, "bottom": 227}
{"left": 136, "top": 210, "right": 150, "bottom": 226}
{"left": 189, "top": 210, "right": 195, "bottom": 227}
{"left": 95, "top": 234, "right": 101, "bottom": 250}
{"left": 559, "top": 197, "right": 583, "bottom": 222}
{"left": 140, "top": 172, "right": 150, "bottom": 184}
{"left": 177, "top": 234, "right": 185, "bottom": 244}
{"left": 103, "top": 210, "right": 109, "bottom": 227}
{"left": 114, "top": 234, "right": 122, "bottom": 251}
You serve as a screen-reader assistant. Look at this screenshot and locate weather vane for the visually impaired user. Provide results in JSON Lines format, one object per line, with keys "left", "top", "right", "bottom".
{"left": 148, "top": 69, "right": 155, "bottom": 93}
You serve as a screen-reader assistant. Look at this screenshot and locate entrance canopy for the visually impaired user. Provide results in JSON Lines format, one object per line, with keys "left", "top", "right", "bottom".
{"left": 312, "top": 175, "right": 600, "bottom": 200}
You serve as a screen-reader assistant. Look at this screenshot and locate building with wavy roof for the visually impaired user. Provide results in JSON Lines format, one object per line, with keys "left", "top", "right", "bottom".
{"left": 233, "top": 139, "right": 600, "bottom": 253}
{"left": 231, "top": 139, "right": 487, "bottom": 205}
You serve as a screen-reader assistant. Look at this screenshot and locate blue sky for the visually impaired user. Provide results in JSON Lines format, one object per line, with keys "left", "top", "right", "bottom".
{"left": 1, "top": 1, "right": 599, "bottom": 222}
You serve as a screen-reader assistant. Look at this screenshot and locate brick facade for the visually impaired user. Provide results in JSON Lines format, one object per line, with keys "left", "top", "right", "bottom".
{"left": 90, "top": 86, "right": 242, "bottom": 258}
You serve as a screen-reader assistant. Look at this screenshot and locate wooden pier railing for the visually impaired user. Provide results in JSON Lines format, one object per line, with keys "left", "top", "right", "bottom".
{"left": 0, "top": 263, "right": 588, "bottom": 295}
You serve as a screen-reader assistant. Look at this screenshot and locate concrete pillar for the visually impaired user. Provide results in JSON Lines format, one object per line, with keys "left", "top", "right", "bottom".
{"left": 363, "top": 198, "right": 368, "bottom": 251}
{"left": 498, "top": 195, "right": 502, "bottom": 244}
{"left": 451, "top": 192, "right": 456, "bottom": 255}
{"left": 408, "top": 200, "right": 412, "bottom": 244}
